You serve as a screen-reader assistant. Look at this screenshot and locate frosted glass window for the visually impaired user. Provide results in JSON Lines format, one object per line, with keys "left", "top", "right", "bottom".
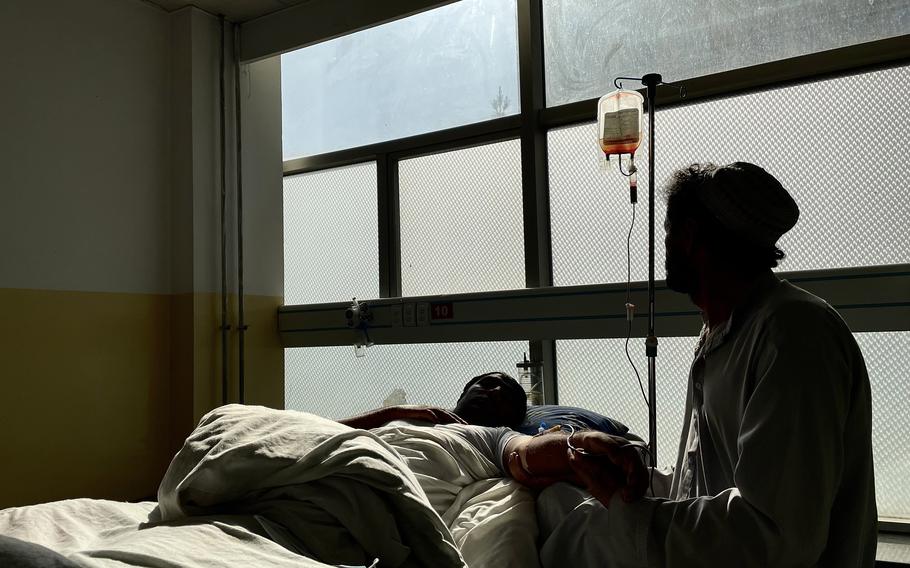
{"left": 285, "top": 341, "right": 529, "bottom": 419}
{"left": 399, "top": 139, "right": 525, "bottom": 296}
{"left": 548, "top": 121, "right": 661, "bottom": 286}
{"left": 556, "top": 337, "right": 694, "bottom": 469}
{"left": 879, "top": 535, "right": 910, "bottom": 564}
{"left": 858, "top": 331, "right": 910, "bottom": 520}
{"left": 549, "top": 65, "right": 910, "bottom": 286}
{"left": 284, "top": 163, "right": 379, "bottom": 305}
{"left": 558, "top": 331, "right": 910, "bottom": 519}
{"left": 281, "top": 0, "right": 519, "bottom": 159}
{"left": 543, "top": 0, "right": 909, "bottom": 107}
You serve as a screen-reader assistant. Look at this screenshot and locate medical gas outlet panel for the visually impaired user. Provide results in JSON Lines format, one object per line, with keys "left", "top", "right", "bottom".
{"left": 278, "top": 264, "right": 910, "bottom": 349}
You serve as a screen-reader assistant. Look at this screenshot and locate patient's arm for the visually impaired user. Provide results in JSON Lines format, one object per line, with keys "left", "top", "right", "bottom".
{"left": 339, "top": 405, "right": 466, "bottom": 429}
{"left": 502, "top": 432, "right": 580, "bottom": 489}
{"left": 503, "top": 430, "right": 648, "bottom": 505}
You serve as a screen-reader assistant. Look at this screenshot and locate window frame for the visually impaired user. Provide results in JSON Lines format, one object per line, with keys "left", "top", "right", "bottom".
{"left": 278, "top": 0, "right": 910, "bottom": 531}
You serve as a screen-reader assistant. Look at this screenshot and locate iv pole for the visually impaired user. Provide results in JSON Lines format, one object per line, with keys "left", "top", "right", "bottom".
{"left": 643, "top": 73, "right": 660, "bottom": 467}
{"left": 611, "top": 72, "right": 684, "bottom": 467}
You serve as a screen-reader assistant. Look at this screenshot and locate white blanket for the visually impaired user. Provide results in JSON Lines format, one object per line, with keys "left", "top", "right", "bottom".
{"left": 375, "top": 424, "right": 540, "bottom": 568}
{"left": 0, "top": 498, "right": 335, "bottom": 567}
{"left": 0, "top": 405, "right": 541, "bottom": 568}
{"left": 157, "top": 404, "right": 466, "bottom": 568}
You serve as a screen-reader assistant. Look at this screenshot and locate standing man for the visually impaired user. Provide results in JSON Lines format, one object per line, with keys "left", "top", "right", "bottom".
{"left": 505, "top": 162, "right": 877, "bottom": 566}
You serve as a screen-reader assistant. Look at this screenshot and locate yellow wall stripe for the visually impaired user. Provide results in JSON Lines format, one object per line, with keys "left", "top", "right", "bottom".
{"left": 0, "top": 288, "right": 283, "bottom": 508}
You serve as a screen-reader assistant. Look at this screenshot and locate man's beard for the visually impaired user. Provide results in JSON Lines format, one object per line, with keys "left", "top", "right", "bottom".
{"left": 665, "top": 254, "right": 694, "bottom": 294}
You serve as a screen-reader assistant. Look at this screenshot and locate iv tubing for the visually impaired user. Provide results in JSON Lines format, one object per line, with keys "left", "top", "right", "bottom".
{"left": 625, "top": 202, "right": 647, "bottom": 408}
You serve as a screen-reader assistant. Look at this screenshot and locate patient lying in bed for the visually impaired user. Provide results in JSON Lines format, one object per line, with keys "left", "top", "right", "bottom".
{"left": 0, "top": 374, "right": 641, "bottom": 568}
{"left": 1, "top": 404, "right": 541, "bottom": 568}
{"left": 339, "top": 371, "right": 529, "bottom": 430}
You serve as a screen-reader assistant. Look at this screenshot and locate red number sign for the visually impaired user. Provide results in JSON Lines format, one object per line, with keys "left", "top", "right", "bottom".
{"left": 430, "top": 302, "right": 454, "bottom": 320}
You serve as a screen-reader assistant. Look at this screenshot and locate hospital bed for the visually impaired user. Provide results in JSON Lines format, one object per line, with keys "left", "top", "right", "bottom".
{"left": 0, "top": 403, "right": 629, "bottom": 568}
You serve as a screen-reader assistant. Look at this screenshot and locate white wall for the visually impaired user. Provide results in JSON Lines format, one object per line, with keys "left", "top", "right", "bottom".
{"left": 0, "top": 0, "right": 285, "bottom": 508}
{"left": 0, "top": 0, "right": 175, "bottom": 507}
{"left": 0, "top": 0, "right": 171, "bottom": 295}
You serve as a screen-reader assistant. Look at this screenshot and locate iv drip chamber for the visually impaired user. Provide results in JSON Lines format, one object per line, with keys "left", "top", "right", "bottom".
{"left": 597, "top": 89, "right": 644, "bottom": 156}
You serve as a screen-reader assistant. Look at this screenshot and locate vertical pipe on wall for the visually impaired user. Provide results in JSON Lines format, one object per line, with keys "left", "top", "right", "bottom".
{"left": 233, "top": 25, "right": 247, "bottom": 403}
{"left": 219, "top": 15, "right": 230, "bottom": 405}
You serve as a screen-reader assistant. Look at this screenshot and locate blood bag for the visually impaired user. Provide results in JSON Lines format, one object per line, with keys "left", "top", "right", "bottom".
{"left": 597, "top": 89, "right": 644, "bottom": 156}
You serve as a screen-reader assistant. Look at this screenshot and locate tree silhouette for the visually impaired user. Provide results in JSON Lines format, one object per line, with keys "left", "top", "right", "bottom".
{"left": 491, "top": 86, "right": 511, "bottom": 116}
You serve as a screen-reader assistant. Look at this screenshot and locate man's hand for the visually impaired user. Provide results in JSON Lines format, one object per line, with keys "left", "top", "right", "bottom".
{"left": 567, "top": 431, "right": 649, "bottom": 507}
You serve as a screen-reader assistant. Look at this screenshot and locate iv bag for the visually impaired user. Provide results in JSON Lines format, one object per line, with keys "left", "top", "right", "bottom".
{"left": 597, "top": 89, "right": 644, "bottom": 156}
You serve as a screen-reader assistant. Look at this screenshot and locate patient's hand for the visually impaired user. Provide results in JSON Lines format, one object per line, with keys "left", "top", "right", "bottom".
{"left": 504, "top": 433, "right": 578, "bottom": 490}
{"left": 566, "top": 432, "right": 649, "bottom": 508}
{"left": 505, "top": 448, "right": 568, "bottom": 489}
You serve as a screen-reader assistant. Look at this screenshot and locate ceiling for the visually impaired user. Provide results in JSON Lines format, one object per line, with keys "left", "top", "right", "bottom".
{"left": 144, "top": 0, "right": 312, "bottom": 23}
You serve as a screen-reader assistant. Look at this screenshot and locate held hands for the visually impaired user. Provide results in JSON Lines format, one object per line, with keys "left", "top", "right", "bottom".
{"left": 566, "top": 431, "right": 650, "bottom": 508}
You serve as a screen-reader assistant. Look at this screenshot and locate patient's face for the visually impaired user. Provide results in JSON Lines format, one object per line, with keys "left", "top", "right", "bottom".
{"left": 454, "top": 373, "right": 524, "bottom": 428}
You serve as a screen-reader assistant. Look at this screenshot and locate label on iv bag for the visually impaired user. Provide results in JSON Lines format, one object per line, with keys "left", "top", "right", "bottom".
{"left": 602, "top": 108, "right": 640, "bottom": 143}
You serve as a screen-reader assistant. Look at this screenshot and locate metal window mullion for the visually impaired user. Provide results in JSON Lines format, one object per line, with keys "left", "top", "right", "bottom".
{"left": 879, "top": 519, "right": 910, "bottom": 534}
{"left": 284, "top": 115, "right": 521, "bottom": 176}
{"left": 517, "top": 0, "right": 550, "bottom": 289}
{"left": 378, "top": 154, "right": 402, "bottom": 298}
{"left": 530, "top": 339, "right": 558, "bottom": 405}
{"left": 518, "top": 0, "right": 556, "bottom": 402}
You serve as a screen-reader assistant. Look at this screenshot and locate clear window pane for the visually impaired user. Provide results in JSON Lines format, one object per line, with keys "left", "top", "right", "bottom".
{"left": 285, "top": 341, "right": 529, "bottom": 419}
{"left": 858, "top": 331, "right": 910, "bottom": 520}
{"left": 543, "top": 0, "right": 909, "bottom": 107}
{"left": 556, "top": 337, "right": 694, "bottom": 469}
{"left": 400, "top": 139, "right": 525, "bottom": 296}
{"left": 284, "top": 163, "right": 379, "bottom": 304}
{"left": 549, "top": 65, "right": 910, "bottom": 286}
{"left": 281, "top": 0, "right": 520, "bottom": 160}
